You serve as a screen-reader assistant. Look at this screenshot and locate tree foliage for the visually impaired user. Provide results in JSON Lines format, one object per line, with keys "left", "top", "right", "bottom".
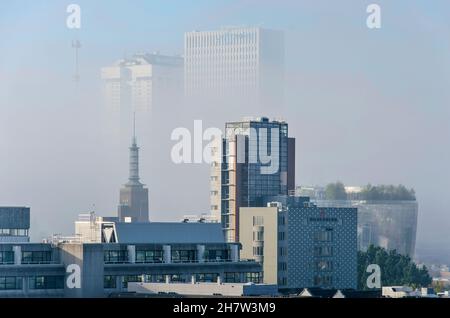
{"left": 359, "top": 184, "right": 416, "bottom": 201}
{"left": 357, "top": 245, "right": 431, "bottom": 290}
{"left": 325, "top": 181, "right": 347, "bottom": 200}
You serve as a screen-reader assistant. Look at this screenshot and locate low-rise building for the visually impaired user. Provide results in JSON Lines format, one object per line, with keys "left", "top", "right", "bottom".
{"left": 0, "top": 242, "right": 262, "bottom": 298}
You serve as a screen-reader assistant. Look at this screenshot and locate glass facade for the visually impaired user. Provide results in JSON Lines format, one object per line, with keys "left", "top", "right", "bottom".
{"left": 171, "top": 250, "right": 196, "bottom": 263}
{"left": 314, "top": 199, "right": 418, "bottom": 257}
{"left": 204, "top": 249, "right": 229, "bottom": 262}
{"left": 104, "top": 250, "right": 128, "bottom": 264}
{"left": 135, "top": 250, "right": 163, "bottom": 263}
{"left": 0, "top": 229, "right": 29, "bottom": 236}
{"left": 122, "top": 275, "right": 143, "bottom": 288}
{"left": 195, "top": 273, "right": 219, "bottom": 283}
{"left": 28, "top": 276, "right": 64, "bottom": 290}
{"left": 0, "top": 277, "right": 22, "bottom": 290}
{"left": 221, "top": 118, "right": 291, "bottom": 242}
{"left": 0, "top": 251, "right": 14, "bottom": 265}
{"left": 21, "top": 251, "right": 52, "bottom": 264}
{"left": 104, "top": 275, "right": 116, "bottom": 289}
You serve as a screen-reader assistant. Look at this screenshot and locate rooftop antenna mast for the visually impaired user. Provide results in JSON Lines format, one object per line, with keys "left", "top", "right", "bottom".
{"left": 133, "top": 111, "right": 136, "bottom": 144}
{"left": 72, "top": 39, "right": 81, "bottom": 82}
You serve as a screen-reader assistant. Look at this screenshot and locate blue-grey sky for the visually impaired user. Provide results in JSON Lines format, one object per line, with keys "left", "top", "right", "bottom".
{"left": 1, "top": 1, "right": 449, "bottom": 254}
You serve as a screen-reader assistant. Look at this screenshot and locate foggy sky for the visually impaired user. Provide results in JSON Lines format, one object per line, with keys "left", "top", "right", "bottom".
{"left": 1, "top": 0, "right": 449, "bottom": 251}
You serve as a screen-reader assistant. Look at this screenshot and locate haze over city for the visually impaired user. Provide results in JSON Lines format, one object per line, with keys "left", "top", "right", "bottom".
{"left": 1, "top": 0, "right": 449, "bottom": 262}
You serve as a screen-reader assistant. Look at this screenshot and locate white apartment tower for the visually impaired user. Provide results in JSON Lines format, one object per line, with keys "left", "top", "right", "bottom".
{"left": 184, "top": 27, "right": 285, "bottom": 108}
{"left": 101, "top": 53, "right": 183, "bottom": 114}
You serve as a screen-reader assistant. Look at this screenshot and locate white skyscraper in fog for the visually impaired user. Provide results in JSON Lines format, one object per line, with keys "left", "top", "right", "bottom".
{"left": 101, "top": 53, "right": 183, "bottom": 114}
{"left": 101, "top": 53, "right": 184, "bottom": 138}
{"left": 184, "top": 27, "right": 285, "bottom": 107}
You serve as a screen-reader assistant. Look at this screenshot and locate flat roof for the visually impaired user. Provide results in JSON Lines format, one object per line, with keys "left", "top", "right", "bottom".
{"left": 115, "top": 222, "right": 225, "bottom": 244}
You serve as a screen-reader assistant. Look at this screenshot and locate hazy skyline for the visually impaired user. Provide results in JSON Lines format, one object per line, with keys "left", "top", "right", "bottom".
{"left": 1, "top": 0, "right": 450, "bottom": 254}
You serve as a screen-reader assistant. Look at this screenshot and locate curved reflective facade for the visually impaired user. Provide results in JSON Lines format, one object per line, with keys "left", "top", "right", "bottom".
{"left": 314, "top": 200, "right": 418, "bottom": 257}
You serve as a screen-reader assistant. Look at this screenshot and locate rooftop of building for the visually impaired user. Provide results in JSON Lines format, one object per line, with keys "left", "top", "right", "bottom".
{"left": 114, "top": 222, "right": 225, "bottom": 244}
{"left": 110, "top": 52, "right": 183, "bottom": 68}
{"left": 186, "top": 26, "right": 283, "bottom": 33}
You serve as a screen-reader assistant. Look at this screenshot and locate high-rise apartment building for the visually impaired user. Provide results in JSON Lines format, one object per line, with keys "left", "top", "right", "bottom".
{"left": 118, "top": 122, "right": 149, "bottom": 223}
{"left": 210, "top": 117, "right": 295, "bottom": 242}
{"left": 184, "top": 27, "right": 284, "bottom": 107}
{"left": 101, "top": 52, "right": 183, "bottom": 113}
{"left": 239, "top": 196, "right": 358, "bottom": 291}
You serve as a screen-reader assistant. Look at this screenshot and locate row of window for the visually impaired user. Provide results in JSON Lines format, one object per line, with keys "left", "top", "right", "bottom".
{"left": 0, "top": 229, "right": 29, "bottom": 236}
{"left": 22, "top": 251, "right": 52, "bottom": 264}
{"left": 0, "top": 251, "right": 53, "bottom": 265}
{"left": 0, "top": 276, "right": 64, "bottom": 290}
{"left": 104, "top": 272, "right": 263, "bottom": 288}
{"left": 104, "top": 249, "right": 232, "bottom": 264}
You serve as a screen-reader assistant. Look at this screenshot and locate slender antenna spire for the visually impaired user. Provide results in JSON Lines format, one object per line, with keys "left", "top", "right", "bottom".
{"left": 128, "top": 112, "right": 141, "bottom": 185}
{"left": 132, "top": 111, "right": 136, "bottom": 145}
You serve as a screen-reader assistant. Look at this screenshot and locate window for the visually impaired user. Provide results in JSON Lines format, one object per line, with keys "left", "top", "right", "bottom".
{"left": 221, "top": 214, "right": 230, "bottom": 227}
{"left": 196, "top": 273, "right": 218, "bottom": 283}
{"left": 314, "top": 246, "right": 333, "bottom": 257}
{"left": 205, "top": 249, "right": 229, "bottom": 262}
{"left": 0, "top": 229, "right": 28, "bottom": 236}
{"left": 22, "top": 251, "right": 52, "bottom": 264}
{"left": 143, "top": 274, "right": 165, "bottom": 283}
{"left": 315, "top": 260, "right": 333, "bottom": 271}
{"left": 104, "top": 250, "right": 128, "bottom": 264}
{"left": 104, "top": 275, "right": 116, "bottom": 289}
{"left": 253, "top": 230, "right": 264, "bottom": 241}
{"left": 172, "top": 250, "right": 196, "bottom": 263}
{"left": 253, "top": 246, "right": 263, "bottom": 256}
{"left": 278, "top": 262, "right": 287, "bottom": 271}
{"left": 253, "top": 216, "right": 264, "bottom": 226}
{"left": 0, "top": 251, "right": 14, "bottom": 265}
{"left": 313, "top": 275, "right": 333, "bottom": 287}
{"left": 245, "top": 272, "right": 263, "bottom": 284}
{"left": 224, "top": 272, "right": 241, "bottom": 283}
{"left": 136, "top": 250, "right": 163, "bottom": 263}
{"left": 0, "top": 277, "right": 22, "bottom": 290}
{"left": 278, "top": 232, "right": 285, "bottom": 241}
{"left": 278, "top": 277, "right": 287, "bottom": 286}
{"left": 29, "top": 276, "right": 64, "bottom": 290}
{"left": 314, "top": 229, "right": 333, "bottom": 242}
{"left": 122, "top": 275, "right": 142, "bottom": 288}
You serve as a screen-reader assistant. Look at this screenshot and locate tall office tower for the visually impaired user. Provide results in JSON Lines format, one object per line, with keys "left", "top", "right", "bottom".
{"left": 210, "top": 117, "right": 295, "bottom": 242}
{"left": 184, "top": 27, "right": 285, "bottom": 108}
{"left": 0, "top": 207, "right": 30, "bottom": 243}
{"left": 239, "top": 196, "right": 358, "bottom": 291}
{"left": 118, "top": 119, "right": 149, "bottom": 222}
{"left": 101, "top": 52, "right": 184, "bottom": 131}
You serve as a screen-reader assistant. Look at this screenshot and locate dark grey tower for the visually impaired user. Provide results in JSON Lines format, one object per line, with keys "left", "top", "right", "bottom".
{"left": 118, "top": 114, "right": 149, "bottom": 222}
